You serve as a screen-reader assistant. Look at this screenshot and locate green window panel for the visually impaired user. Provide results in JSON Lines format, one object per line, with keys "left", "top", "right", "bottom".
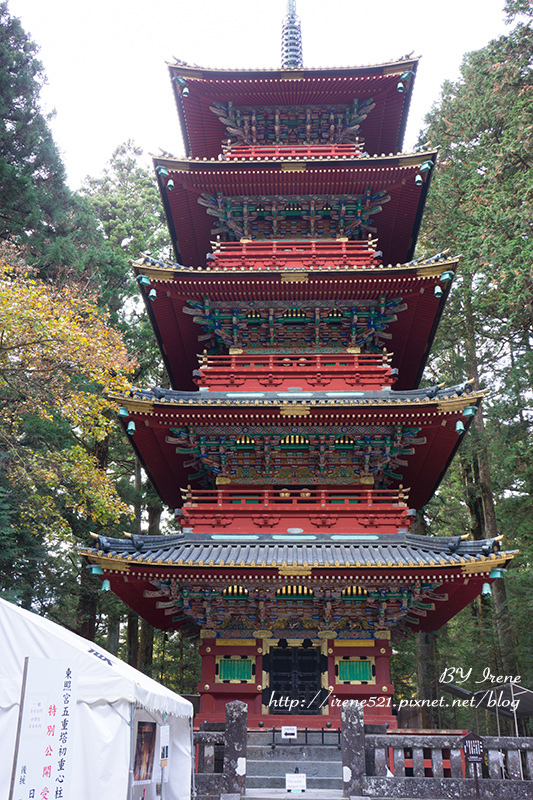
{"left": 338, "top": 659, "right": 372, "bottom": 682}
{"left": 219, "top": 659, "right": 253, "bottom": 681}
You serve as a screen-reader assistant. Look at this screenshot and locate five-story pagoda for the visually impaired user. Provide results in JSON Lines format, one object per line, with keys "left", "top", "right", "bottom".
{"left": 80, "top": 2, "right": 514, "bottom": 727}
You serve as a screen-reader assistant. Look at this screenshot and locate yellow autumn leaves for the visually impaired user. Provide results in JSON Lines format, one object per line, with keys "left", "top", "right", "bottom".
{"left": 0, "top": 243, "right": 135, "bottom": 531}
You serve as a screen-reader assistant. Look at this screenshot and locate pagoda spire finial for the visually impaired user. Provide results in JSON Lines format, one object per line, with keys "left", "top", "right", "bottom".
{"left": 281, "top": 0, "right": 303, "bottom": 69}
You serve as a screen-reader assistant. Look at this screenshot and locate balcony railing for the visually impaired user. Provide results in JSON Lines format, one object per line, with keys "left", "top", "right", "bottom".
{"left": 180, "top": 487, "right": 409, "bottom": 520}
{"left": 222, "top": 143, "right": 365, "bottom": 161}
{"left": 194, "top": 351, "right": 395, "bottom": 391}
{"left": 209, "top": 238, "right": 380, "bottom": 270}
{"left": 197, "top": 352, "right": 391, "bottom": 372}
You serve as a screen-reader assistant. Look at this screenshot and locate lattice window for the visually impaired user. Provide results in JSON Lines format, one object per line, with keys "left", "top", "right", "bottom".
{"left": 223, "top": 585, "right": 249, "bottom": 597}
{"left": 335, "top": 435, "right": 355, "bottom": 449}
{"left": 336, "top": 657, "right": 375, "bottom": 684}
{"left": 236, "top": 435, "right": 256, "bottom": 449}
{"left": 280, "top": 434, "right": 309, "bottom": 449}
{"left": 217, "top": 657, "right": 254, "bottom": 682}
{"left": 276, "top": 585, "right": 314, "bottom": 598}
{"left": 341, "top": 586, "right": 368, "bottom": 598}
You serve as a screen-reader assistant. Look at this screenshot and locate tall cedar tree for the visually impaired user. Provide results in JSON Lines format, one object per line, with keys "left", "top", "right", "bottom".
{"left": 81, "top": 142, "right": 171, "bottom": 666}
{"left": 414, "top": 3, "right": 533, "bottom": 719}
{"left": 0, "top": 2, "right": 67, "bottom": 246}
{"left": 0, "top": 6, "right": 135, "bottom": 637}
{"left": 0, "top": 7, "right": 198, "bottom": 687}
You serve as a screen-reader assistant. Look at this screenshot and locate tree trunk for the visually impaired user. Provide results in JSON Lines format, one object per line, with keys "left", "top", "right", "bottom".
{"left": 75, "top": 437, "right": 110, "bottom": 642}
{"left": 491, "top": 579, "right": 520, "bottom": 676}
{"left": 134, "top": 457, "right": 142, "bottom": 534}
{"left": 179, "top": 633, "right": 184, "bottom": 694}
{"left": 462, "top": 282, "right": 520, "bottom": 675}
{"left": 140, "top": 619, "right": 154, "bottom": 677}
{"left": 76, "top": 566, "right": 97, "bottom": 641}
{"left": 127, "top": 610, "right": 139, "bottom": 667}
{"left": 107, "top": 612, "right": 121, "bottom": 655}
{"left": 416, "top": 632, "right": 441, "bottom": 728}
{"left": 460, "top": 456, "right": 484, "bottom": 540}
{"left": 411, "top": 511, "right": 427, "bottom": 536}
{"left": 147, "top": 503, "right": 162, "bottom": 536}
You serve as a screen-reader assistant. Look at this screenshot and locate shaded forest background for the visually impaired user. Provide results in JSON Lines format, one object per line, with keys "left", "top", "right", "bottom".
{"left": 0, "top": 0, "right": 531, "bottom": 724}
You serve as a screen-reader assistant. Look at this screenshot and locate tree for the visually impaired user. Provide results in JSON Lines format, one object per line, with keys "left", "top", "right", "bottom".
{"left": 413, "top": 11, "right": 533, "bottom": 706}
{"left": 81, "top": 141, "right": 169, "bottom": 374}
{"left": 505, "top": 0, "right": 533, "bottom": 20}
{"left": 0, "top": 2, "right": 68, "bottom": 247}
{"left": 79, "top": 143, "right": 180, "bottom": 667}
{"left": 0, "top": 3, "right": 135, "bottom": 302}
{"left": 0, "top": 14, "right": 192, "bottom": 682}
{"left": 82, "top": 141, "right": 168, "bottom": 263}
{"left": 0, "top": 242, "right": 134, "bottom": 606}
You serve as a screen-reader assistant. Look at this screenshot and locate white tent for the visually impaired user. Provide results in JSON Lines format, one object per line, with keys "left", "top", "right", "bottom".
{"left": 0, "top": 597, "right": 193, "bottom": 800}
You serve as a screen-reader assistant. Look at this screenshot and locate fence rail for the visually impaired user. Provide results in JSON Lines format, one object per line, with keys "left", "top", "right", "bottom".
{"left": 209, "top": 238, "right": 380, "bottom": 269}
{"left": 196, "top": 352, "right": 392, "bottom": 371}
{"left": 193, "top": 703, "right": 533, "bottom": 800}
{"left": 223, "top": 144, "right": 364, "bottom": 160}
{"left": 365, "top": 733, "right": 533, "bottom": 780}
{"left": 181, "top": 486, "right": 409, "bottom": 510}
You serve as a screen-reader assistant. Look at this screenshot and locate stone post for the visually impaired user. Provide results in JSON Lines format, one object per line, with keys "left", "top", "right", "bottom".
{"left": 223, "top": 700, "right": 248, "bottom": 796}
{"left": 341, "top": 701, "right": 365, "bottom": 797}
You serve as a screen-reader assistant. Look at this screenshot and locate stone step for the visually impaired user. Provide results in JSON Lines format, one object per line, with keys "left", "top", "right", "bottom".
{"left": 247, "top": 775, "right": 343, "bottom": 790}
{"left": 245, "top": 790, "right": 451, "bottom": 800}
{"left": 247, "top": 744, "right": 342, "bottom": 761}
{"left": 248, "top": 731, "right": 341, "bottom": 747}
{"left": 245, "top": 790, "right": 344, "bottom": 800}
{"left": 247, "top": 758, "right": 342, "bottom": 779}
{"left": 245, "top": 793, "right": 451, "bottom": 800}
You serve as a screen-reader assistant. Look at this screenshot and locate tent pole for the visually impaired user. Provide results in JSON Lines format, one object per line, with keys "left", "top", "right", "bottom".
{"left": 128, "top": 705, "right": 135, "bottom": 800}
{"left": 8, "top": 656, "right": 29, "bottom": 800}
{"left": 160, "top": 716, "right": 165, "bottom": 800}
{"left": 190, "top": 717, "right": 195, "bottom": 800}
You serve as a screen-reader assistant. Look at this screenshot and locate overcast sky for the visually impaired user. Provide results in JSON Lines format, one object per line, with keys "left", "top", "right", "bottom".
{"left": 8, "top": 0, "right": 513, "bottom": 188}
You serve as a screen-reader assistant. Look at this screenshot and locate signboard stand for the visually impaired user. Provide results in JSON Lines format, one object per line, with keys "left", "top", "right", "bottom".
{"left": 9, "top": 657, "right": 77, "bottom": 800}
{"left": 281, "top": 725, "right": 297, "bottom": 740}
{"left": 462, "top": 731, "right": 484, "bottom": 800}
{"left": 285, "top": 771, "right": 306, "bottom": 793}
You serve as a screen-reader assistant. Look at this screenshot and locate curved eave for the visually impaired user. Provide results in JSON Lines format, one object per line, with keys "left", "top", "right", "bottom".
{"left": 80, "top": 548, "right": 513, "bottom": 574}
{"left": 155, "top": 150, "right": 435, "bottom": 171}
{"left": 116, "top": 390, "right": 484, "bottom": 413}
{"left": 154, "top": 151, "right": 437, "bottom": 267}
{"left": 80, "top": 535, "right": 516, "bottom": 631}
{"left": 114, "top": 391, "right": 484, "bottom": 509}
{"left": 169, "top": 57, "right": 421, "bottom": 80}
{"left": 132, "top": 255, "right": 457, "bottom": 282}
{"left": 169, "top": 58, "right": 419, "bottom": 158}
{"left": 132, "top": 256, "right": 456, "bottom": 392}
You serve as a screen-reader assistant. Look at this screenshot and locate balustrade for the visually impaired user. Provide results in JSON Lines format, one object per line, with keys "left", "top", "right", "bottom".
{"left": 208, "top": 237, "right": 380, "bottom": 270}
{"left": 223, "top": 143, "right": 364, "bottom": 160}
{"left": 181, "top": 486, "right": 408, "bottom": 510}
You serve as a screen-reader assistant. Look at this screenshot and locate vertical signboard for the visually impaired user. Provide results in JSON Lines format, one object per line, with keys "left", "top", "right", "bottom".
{"left": 9, "top": 658, "right": 77, "bottom": 800}
{"left": 462, "top": 732, "right": 484, "bottom": 800}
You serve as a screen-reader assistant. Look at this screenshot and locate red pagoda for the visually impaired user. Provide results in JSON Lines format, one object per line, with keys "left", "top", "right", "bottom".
{"left": 80, "top": 2, "right": 514, "bottom": 729}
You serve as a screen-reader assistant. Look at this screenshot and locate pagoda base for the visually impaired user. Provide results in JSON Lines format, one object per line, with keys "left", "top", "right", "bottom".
{"left": 195, "top": 710, "right": 397, "bottom": 730}
{"left": 198, "top": 632, "right": 395, "bottom": 728}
